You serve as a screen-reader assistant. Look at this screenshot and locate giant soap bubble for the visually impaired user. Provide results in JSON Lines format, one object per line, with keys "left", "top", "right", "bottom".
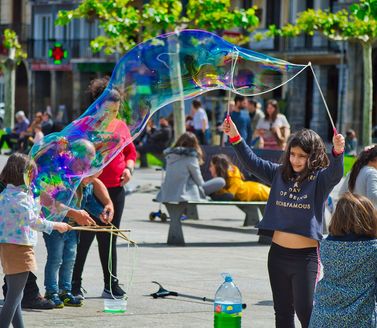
{"left": 26, "top": 29, "right": 307, "bottom": 220}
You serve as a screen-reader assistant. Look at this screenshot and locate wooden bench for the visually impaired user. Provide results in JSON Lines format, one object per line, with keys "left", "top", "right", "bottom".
{"left": 153, "top": 146, "right": 279, "bottom": 246}
{"left": 162, "top": 200, "right": 267, "bottom": 245}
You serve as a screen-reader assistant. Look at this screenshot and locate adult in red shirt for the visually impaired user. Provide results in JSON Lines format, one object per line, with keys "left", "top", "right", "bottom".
{"left": 72, "top": 77, "right": 136, "bottom": 299}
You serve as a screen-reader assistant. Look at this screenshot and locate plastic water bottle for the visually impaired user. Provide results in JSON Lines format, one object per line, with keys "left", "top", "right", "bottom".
{"left": 214, "top": 273, "right": 242, "bottom": 328}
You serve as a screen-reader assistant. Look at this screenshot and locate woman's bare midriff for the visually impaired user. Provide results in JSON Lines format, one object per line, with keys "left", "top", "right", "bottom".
{"left": 272, "top": 230, "right": 318, "bottom": 249}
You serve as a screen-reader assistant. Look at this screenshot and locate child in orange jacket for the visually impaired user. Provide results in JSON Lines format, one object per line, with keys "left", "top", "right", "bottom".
{"left": 209, "top": 154, "right": 270, "bottom": 201}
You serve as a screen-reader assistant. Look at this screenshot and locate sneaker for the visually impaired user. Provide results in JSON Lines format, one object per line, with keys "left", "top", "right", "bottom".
{"left": 45, "top": 292, "right": 64, "bottom": 309}
{"left": 72, "top": 285, "right": 86, "bottom": 301}
{"left": 21, "top": 296, "right": 54, "bottom": 310}
{"left": 102, "top": 280, "right": 126, "bottom": 299}
{"left": 59, "top": 291, "right": 83, "bottom": 307}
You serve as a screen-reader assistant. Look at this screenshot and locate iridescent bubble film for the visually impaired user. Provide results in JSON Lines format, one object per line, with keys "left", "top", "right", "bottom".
{"left": 26, "top": 29, "right": 307, "bottom": 221}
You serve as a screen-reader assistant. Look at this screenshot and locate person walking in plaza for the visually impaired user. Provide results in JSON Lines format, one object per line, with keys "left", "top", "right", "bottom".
{"left": 223, "top": 118, "right": 344, "bottom": 328}
{"left": 0, "top": 153, "right": 70, "bottom": 328}
{"left": 247, "top": 98, "right": 264, "bottom": 133}
{"left": 228, "top": 95, "right": 252, "bottom": 145}
{"left": 255, "top": 99, "right": 290, "bottom": 150}
{"left": 309, "top": 192, "right": 377, "bottom": 328}
{"left": 191, "top": 99, "right": 209, "bottom": 145}
{"left": 72, "top": 77, "right": 136, "bottom": 299}
{"left": 209, "top": 154, "right": 270, "bottom": 201}
{"left": 156, "top": 132, "right": 225, "bottom": 202}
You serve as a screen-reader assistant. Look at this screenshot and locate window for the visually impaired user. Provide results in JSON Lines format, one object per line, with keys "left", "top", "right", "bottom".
{"left": 55, "top": 21, "right": 74, "bottom": 40}
{"left": 34, "top": 14, "right": 53, "bottom": 58}
{"left": 34, "top": 14, "right": 53, "bottom": 40}
{"left": 80, "top": 20, "right": 100, "bottom": 39}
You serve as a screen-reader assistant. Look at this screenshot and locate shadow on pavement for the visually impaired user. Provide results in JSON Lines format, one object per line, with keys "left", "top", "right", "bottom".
{"left": 182, "top": 221, "right": 258, "bottom": 234}
{"left": 255, "top": 300, "right": 273, "bottom": 306}
{"left": 118, "top": 241, "right": 261, "bottom": 248}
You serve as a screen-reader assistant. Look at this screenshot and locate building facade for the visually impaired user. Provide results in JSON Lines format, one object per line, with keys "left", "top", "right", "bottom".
{"left": 29, "top": 0, "right": 116, "bottom": 124}
{"left": 0, "top": 0, "right": 374, "bottom": 143}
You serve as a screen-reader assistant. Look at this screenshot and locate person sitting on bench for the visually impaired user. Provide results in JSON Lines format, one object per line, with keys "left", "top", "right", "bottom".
{"left": 136, "top": 117, "right": 172, "bottom": 168}
{"left": 156, "top": 132, "right": 225, "bottom": 202}
{"left": 209, "top": 154, "right": 270, "bottom": 201}
{"left": 0, "top": 111, "right": 29, "bottom": 155}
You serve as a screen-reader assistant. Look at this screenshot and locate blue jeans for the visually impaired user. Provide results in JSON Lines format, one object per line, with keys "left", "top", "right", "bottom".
{"left": 43, "top": 230, "right": 78, "bottom": 294}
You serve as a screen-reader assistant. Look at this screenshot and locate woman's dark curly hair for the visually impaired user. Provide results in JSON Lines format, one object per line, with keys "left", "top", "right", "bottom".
{"left": 348, "top": 145, "right": 377, "bottom": 192}
{"left": 210, "top": 154, "right": 234, "bottom": 188}
{"left": 87, "top": 76, "right": 121, "bottom": 102}
{"left": 281, "top": 129, "right": 329, "bottom": 183}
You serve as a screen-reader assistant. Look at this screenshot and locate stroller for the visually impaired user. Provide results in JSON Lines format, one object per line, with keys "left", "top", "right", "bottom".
{"left": 149, "top": 168, "right": 168, "bottom": 222}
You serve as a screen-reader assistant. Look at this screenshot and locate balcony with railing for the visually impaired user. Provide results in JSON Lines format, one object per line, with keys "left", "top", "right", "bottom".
{"left": 248, "top": 30, "right": 341, "bottom": 65}
{"left": 250, "top": 29, "right": 339, "bottom": 53}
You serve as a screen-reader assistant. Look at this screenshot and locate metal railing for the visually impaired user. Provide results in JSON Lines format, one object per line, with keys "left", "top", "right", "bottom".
{"left": 250, "top": 29, "right": 339, "bottom": 54}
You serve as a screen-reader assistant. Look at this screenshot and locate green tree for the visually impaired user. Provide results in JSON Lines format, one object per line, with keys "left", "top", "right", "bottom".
{"left": 0, "top": 29, "right": 27, "bottom": 128}
{"left": 56, "top": 0, "right": 259, "bottom": 138}
{"left": 257, "top": 0, "right": 377, "bottom": 146}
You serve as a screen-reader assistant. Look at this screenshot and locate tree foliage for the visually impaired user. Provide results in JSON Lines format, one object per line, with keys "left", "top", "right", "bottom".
{"left": 56, "top": 0, "right": 259, "bottom": 55}
{"left": 0, "top": 29, "right": 27, "bottom": 64}
{"left": 0, "top": 29, "right": 27, "bottom": 128}
{"left": 55, "top": 0, "right": 260, "bottom": 139}
{"left": 258, "top": 0, "right": 377, "bottom": 145}
{"left": 263, "top": 1, "right": 377, "bottom": 44}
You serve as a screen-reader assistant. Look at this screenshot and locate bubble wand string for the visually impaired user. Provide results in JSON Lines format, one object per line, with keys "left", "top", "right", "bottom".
{"left": 105, "top": 222, "right": 138, "bottom": 302}
{"left": 308, "top": 62, "right": 338, "bottom": 135}
{"left": 227, "top": 48, "right": 239, "bottom": 119}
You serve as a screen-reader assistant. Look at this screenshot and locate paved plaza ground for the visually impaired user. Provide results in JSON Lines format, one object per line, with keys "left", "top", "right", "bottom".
{"left": 0, "top": 155, "right": 341, "bottom": 327}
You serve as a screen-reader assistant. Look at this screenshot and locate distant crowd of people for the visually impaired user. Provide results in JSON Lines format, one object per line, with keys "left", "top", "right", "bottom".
{"left": 0, "top": 94, "right": 361, "bottom": 163}
{"left": 134, "top": 94, "right": 291, "bottom": 168}
{"left": 0, "top": 110, "right": 55, "bottom": 155}
{"left": 224, "top": 95, "right": 290, "bottom": 150}
{"left": 185, "top": 95, "right": 291, "bottom": 151}
{"left": 189, "top": 95, "right": 362, "bottom": 156}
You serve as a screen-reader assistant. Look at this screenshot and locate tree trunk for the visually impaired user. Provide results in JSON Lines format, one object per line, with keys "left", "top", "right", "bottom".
{"left": 169, "top": 34, "right": 186, "bottom": 142}
{"left": 362, "top": 42, "right": 372, "bottom": 146}
{"left": 3, "top": 48, "right": 16, "bottom": 129}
